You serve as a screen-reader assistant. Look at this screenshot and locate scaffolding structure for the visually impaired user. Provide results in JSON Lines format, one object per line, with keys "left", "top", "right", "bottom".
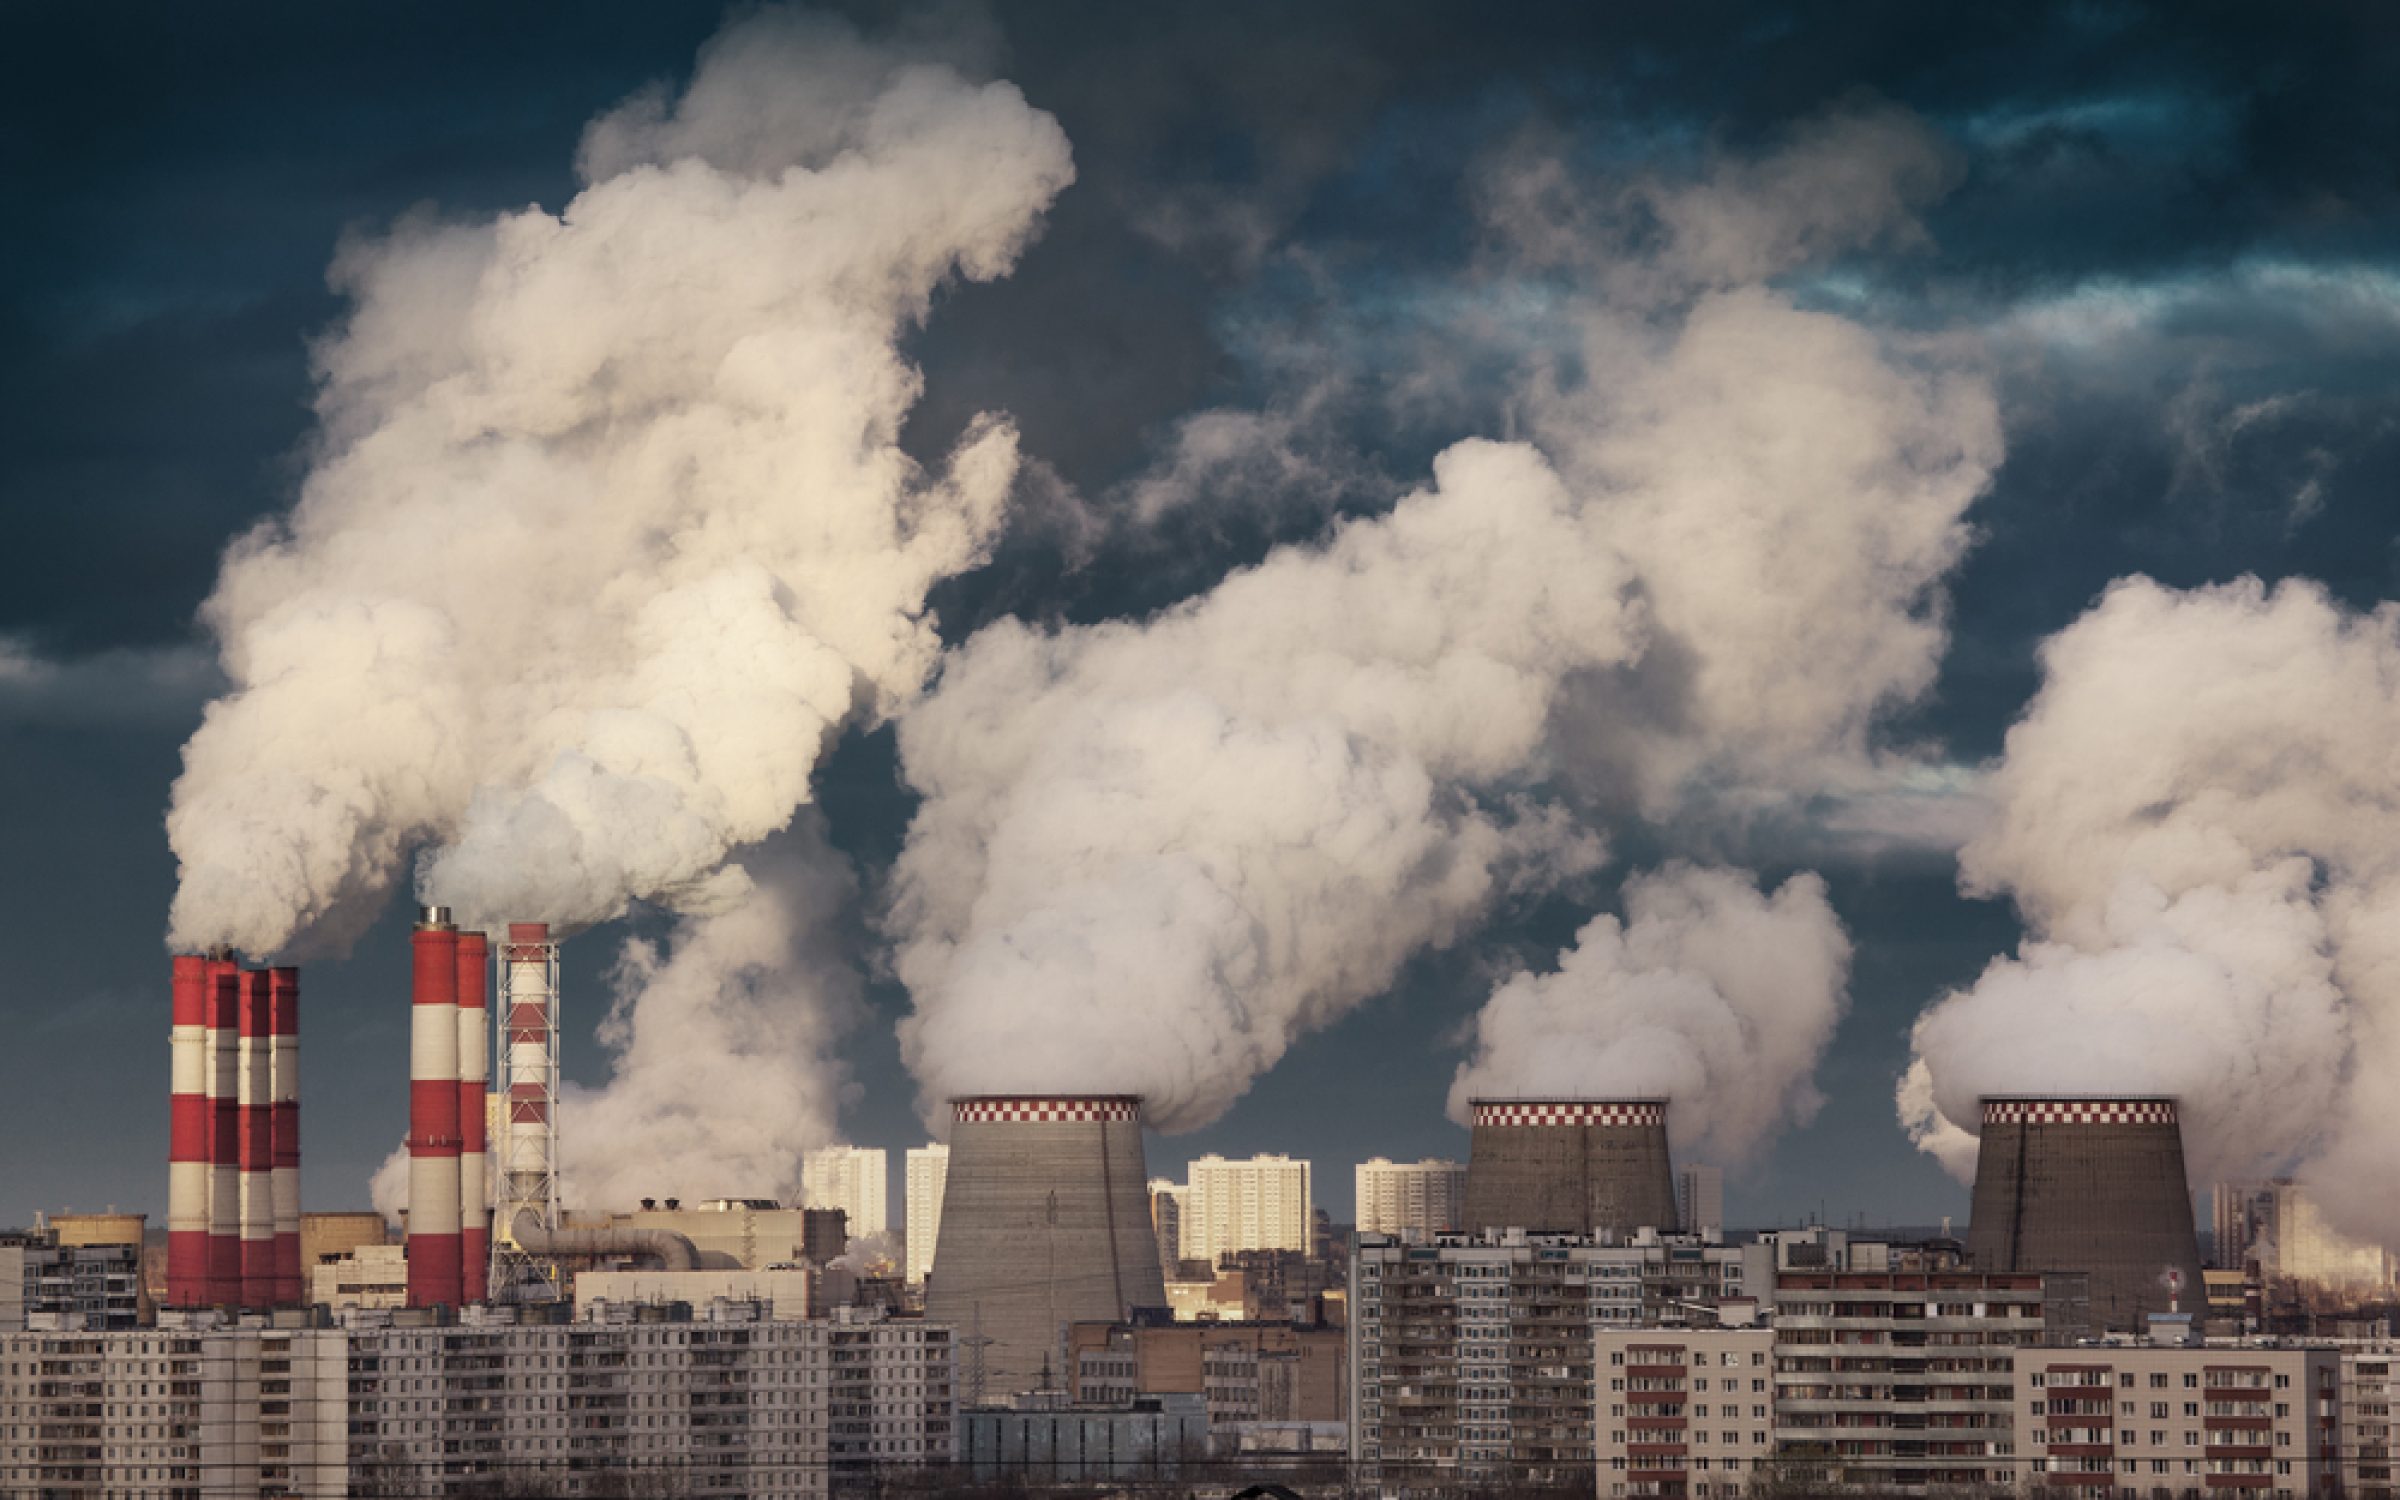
{"left": 488, "top": 924, "right": 563, "bottom": 1303}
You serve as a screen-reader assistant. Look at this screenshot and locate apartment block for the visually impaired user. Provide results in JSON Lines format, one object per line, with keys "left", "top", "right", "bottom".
{"left": 802, "top": 1147, "right": 890, "bottom": 1240}
{"left": 0, "top": 1229, "right": 145, "bottom": 1331}
{"left": 1356, "top": 1158, "right": 1467, "bottom": 1241}
{"left": 2014, "top": 1345, "right": 2340, "bottom": 1498}
{"left": 1186, "top": 1154, "right": 1314, "bottom": 1263}
{"left": 0, "top": 1325, "right": 348, "bottom": 1498}
{"left": 904, "top": 1145, "right": 948, "bottom": 1286}
{"left": 1595, "top": 1326, "right": 1777, "bottom": 1500}
{"left": 1349, "top": 1229, "right": 1763, "bottom": 1487}
{"left": 2342, "top": 1346, "right": 2400, "bottom": 1499}
{"left": 1772, "top": 1268, "right": 2049, "bottom": 1493}
{"left": 1066, "top": 1318, "right": 1347, "bottom": 1432}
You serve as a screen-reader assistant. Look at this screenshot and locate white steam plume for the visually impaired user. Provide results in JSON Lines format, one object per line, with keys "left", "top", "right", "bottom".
{"left": 893, "top": 110, "right": 2000, "bottom": 1136}
{"left": 1901, "top": 575, "right": 2400, "bottom": 1246}
{"left": 1449, "top": 865, "right": 1852, "bottom": 1160}
{"left": 166, "top": 8, "right": 1074, "bottom": 956}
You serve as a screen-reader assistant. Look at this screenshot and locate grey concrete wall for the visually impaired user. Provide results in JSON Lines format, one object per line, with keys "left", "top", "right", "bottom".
{"left": 1462, "top": 1123, "right": 1678, "bottom": 1236}
{"left": 1968, "top": 1118, "right": 2207, "bottom": 1331}
{"left": 925, "top": 1105, "right": 1167, "bottom": 1396}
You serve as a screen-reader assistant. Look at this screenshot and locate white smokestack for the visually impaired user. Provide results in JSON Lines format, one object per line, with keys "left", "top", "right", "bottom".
{"left": 1900, "top": 575, "right": 2399, "bottom": 1247}
{"left": 164, "top": 9, "right": 1075, "bottom": 958}
{"left": 891, "top": 109, "right": 1997, "bottom": 1137}
{"left": 1449, "top": 865, "right": 1852, "bottom": 1162}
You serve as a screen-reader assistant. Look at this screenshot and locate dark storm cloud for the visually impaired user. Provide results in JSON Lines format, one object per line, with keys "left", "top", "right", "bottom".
{"left": 3, "top": 0, "right": 2397, "bottom": 1223}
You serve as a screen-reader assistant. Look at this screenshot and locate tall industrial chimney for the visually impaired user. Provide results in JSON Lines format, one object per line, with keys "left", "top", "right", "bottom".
{"left": 166, "top": 956, "right": 211, "bottom": 1307}
{"left": 1966, "top": 1096, "right": 2207, "bottom": 1331}
{"left": 268, "top": 966, "right": 302, "bottom": 1306}
{"left": 491, "top": 922, "right": 561, "bottom": 1302}
{"left": 923, "top": 1095, "right": 1167, "bottom": 1396}
{"left": 407, "top": 907, "right": 463, "bottom": 1309}
{"left": 1462, "top": 1098, "right": 1680, "bottom": 1237}
{"left": 456, "top": 930, "right": 490, "bottom": 1304}
{"left": 236, "top": 969, "right": 275, "bottom": 1307}
{"left": 205, "top": 957, "right": 242, "bottom": 1305}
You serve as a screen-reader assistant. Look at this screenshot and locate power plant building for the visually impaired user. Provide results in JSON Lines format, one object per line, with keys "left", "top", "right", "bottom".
{"left": 1966, "top": 1097, "right": 2208, "bottom": 1331}
{"left": 1355, "top": 1156, "right": 1467, "bottom": 1240}
{"left": 923, "top": 1095, "right": 1168, "bottom": 1397}
{"left": 1184, "top": 1152, "right": 1314, "bottom": 1262}
{"left": 1462, "top": 1099, "right": 1680, "bottom": 1237}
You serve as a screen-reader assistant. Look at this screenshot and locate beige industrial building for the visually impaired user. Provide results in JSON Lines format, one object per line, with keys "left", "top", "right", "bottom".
{"left": 1354, "top": 1157, "right": 1466, "bottom": 1240}
{"left": 904, "top": 1143, "right": 948, "bottom": 1285}
{"left": 1185, "top": 1153, "right": 1313, "bottom": 1262}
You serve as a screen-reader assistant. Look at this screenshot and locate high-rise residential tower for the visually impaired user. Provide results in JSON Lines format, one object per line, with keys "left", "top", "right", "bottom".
{"left": 801, "top": 1146, "right": 889, "bottom": 1240}
{"left": 1354, "top": 1157, "right": 1466, "bottom": 1239}
{"left": 1677, "top": 1163, "right": 1726, "bottom": 1235}
{"left": 1184, "top": 1153, "right": 1312, "bottom": 1264}
{"left": 904, "top": 1144, "right": 948, "bottom": 1286}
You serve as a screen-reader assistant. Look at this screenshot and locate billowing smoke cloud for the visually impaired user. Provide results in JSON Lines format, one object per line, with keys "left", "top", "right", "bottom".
{"left": 892, "top": 109, "right": 2000, "bottom": 1135}
{"left": 166, "top": 8, "right": 1074, "bottom": 958}
{"left": 1900, "top": 575, "right": 2400, "bottom": 1246}
{"left": 1450, "top": 865, "right": 1852, "bottom": 1161}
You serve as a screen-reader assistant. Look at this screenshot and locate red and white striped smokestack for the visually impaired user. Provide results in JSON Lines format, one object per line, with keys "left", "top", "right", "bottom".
{"left": 456, "top": 930, "right": 490, "bottom": 1304}
{"left": 269, "top": 966, "right": 302, "bottom": 1306}
{"left": 407, "top": 906, "right": 463, "bottom": 1310}
{"left": 237, "top": 969, "right": 276, "bottom": 1307}
{"left": 167, "top": 956, "right": 212, "bottom": 1307}
{"left": 205, "top": 957, "right": 242, "bottom": 1305}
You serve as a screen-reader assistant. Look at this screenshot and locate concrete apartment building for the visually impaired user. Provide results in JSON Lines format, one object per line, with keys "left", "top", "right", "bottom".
{"left": 1185, "top": 1154, "right": 1313, "bottom": 1263}
{"left": 1676, "top": 1166, "right": 1726, "bottom": 1237}
{"left": 1595, "top": 1325, "right": 1778, "bottom": 1500}
{"left": 2343, "top": 1346, "right": 2400, "bottom": 1500}
{"left": 801, "top": 1146, "right": 889, "bottom": 1240}
{"left": 0, "top": 1229, "right": 146, "bottom": 1331}
{"left": 1349, "top": 1229, "right": 1765, "bottom": 1487}
{"left": 1355, "top": 1158, "right": 1466, "bottom": 1240}
{"left": 1067, "top": 1318, "right": 1346, "bottom": 1438}
{"left": 903, "top": 1144, "right": 947, "bottom": 1286}
{"left": 1771, "top": 1267, "right": 2052, "bottom": 1493}
{"left": 2014, "top": 1344, "right": 2341, "bottom": 1498}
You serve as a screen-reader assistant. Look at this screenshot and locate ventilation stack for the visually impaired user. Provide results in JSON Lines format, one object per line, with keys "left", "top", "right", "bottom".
{"left": 268, "top": 967, "right": 302, "bottom": 1306}
{"left": 456, "top": 930, "right": 490, "bottom": 1304}
{"left": 490, "top": 922, "right": 562, "bottom": 1303}
{"left": 1462, "top": 1099, "right": 1680, "bottom": 1237}
{"left": 923, "top": 1095, "right": 1167, "bottom": 1397}
{"left": 236, "top": 969, "right": 276, "bottom": 1307}
{"left": 166, "top": 956, "right": 212, "bottom": 1307}
{"left": 205, "top": 957, "right": 242, "bottom": 1305}
{"left": 1966, "top": 1096, "right": 2207, "bottom": 1331}
{"left": 407, "top": 907, "right": 463, "bottom": 1309}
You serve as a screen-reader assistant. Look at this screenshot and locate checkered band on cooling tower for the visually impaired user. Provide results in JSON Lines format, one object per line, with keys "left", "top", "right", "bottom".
{"left": 952, "top": 1096, "right": 1142, "bottom": 1124}
{"left": 1982, "top": 1098, "right": 2178, "bottom": 1126}
{"left": 1471, "top": 1101, "right": 1667, "bottom": 1128}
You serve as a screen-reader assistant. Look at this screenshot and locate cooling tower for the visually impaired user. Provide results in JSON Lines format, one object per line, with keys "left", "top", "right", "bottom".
{"left": 1966, "top": 1097, "right": 2207, "bottom": 1331}
{"left": 1462, "top": 1099, "right": 1680, "bottom": 1237}
{"left": 923, "top": 1096, "right": 1167, "bottom": 1396}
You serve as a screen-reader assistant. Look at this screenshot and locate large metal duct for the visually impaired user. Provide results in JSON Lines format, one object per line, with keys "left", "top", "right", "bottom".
{"left": 506, "top": 1210, "right": 699, "bottom": 1272}
{"left": 1462, "top": 1099, "right": 1679, "bottom": 1237}
{"left": 407, "top": 907, "right": 463, "bottom": 1309}
{"left": 1966, "top": 1096, "right": 2207, "bottom": 1331}
{"left": 924, "top": 1096, "right": 1168, "bottom": 1397}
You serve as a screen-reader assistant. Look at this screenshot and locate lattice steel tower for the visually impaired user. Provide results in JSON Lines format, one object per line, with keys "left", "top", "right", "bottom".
{"left": 488, "top": 921, "right": 564, "bottom": 1302}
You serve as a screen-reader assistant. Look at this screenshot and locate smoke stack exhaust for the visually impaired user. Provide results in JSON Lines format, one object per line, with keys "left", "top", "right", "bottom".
{"left": 1966, "top": 1096, "right": 2206, "bottom": 1331}
{"left": 269, "top": 966, "right": 302, "bottom": 1306}
{"left": 1462, "top": 1099, "right": 1680, "bottom": 1236}
{"left": 923, "top": 1095, "right": 1167, "bottom": 1395}
{"left": 236, "top": 968, "right": 275, "bottom": 1306}
{"left": 457, "top": 931, "right": 490, "bottom": 1303}
{"left": 407, "top": 906, "right": 463, "bottom": 1309}
{"left": 166, "top": 957, "right": 211, "bottom": 1307}
{"left": 205, "top": 957, "right": 241, "bottom": 1304}
{"left": 491, "top": 922, "right": 560, "bottom": 1303}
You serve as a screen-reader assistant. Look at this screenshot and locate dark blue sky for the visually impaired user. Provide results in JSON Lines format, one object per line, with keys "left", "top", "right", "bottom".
{"left": 3, "top": 1, "right": 2395, "bottom": 1229}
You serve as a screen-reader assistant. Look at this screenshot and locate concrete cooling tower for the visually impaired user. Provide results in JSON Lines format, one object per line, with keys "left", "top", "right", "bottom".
{"left": 1462, "top": 1099, "right": 1680, "bottom": 1237}
{"left": 1966, "top": 1097, "right": 2207, "bottom": 1331}
{"left": 923, "top": 1096, "right": 1167, "bottom": 1397}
